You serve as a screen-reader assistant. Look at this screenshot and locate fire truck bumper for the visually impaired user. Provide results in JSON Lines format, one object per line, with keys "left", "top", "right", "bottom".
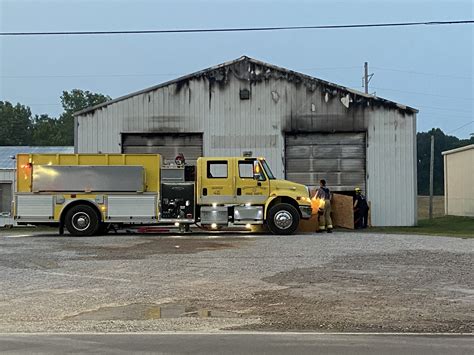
{"left": 299, "top": 205, "right": 312, "bottom": 219}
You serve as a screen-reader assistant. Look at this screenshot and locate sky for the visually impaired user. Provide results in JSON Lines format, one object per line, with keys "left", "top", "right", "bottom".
{"left": 0, "top": 0, "right": 473, "bottom": 138}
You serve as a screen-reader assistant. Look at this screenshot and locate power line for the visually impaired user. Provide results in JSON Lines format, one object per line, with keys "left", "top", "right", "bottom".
{"left": 372, "top": 66, "right": 473, "bottom": 80}
{"left": 1, "top": 20, "right": 473, "bottom": 36}
{"left": 446, "top": 120, "right": 474, "bottom": 134}
{"left": 417, "top": 105, "right": 473, "bottom": 114}
{"left": 371, "top": 86, "right": 474, "bottom": 101}
{"left": 419, "top": 112, "right": 473, "bottom": 119}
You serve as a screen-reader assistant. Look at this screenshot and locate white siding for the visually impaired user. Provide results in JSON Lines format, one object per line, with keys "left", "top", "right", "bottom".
{"left": 443, "top": 145, "right": 474, "bottom": 216}
{"left": 77, "top": 76, "right": 287, "bottom": 179}
{"left": 366, "top": 109, "right": 417, "bottom": 226}
{"left": 0, "top": 169, "right": 14, "bottom": 183}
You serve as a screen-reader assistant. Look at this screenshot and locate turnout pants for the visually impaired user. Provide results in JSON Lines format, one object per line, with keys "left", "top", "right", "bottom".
{"left": 319, "top": 200, "right": 333, "bottom": 231}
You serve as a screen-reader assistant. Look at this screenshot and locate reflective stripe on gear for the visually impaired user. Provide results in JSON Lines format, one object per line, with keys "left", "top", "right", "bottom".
{"left": 319, "top": 226, "right": 326, "bottom": 230}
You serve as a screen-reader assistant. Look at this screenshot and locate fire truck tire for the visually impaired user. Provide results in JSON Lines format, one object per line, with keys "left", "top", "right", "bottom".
{"left": 267, "top": 203, "right": 300, "bottom": 235}
{"left": 65, "top": 205, "right": 100, "bottom": 236}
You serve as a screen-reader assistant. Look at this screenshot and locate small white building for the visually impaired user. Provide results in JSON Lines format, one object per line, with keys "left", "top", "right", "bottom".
{"left": 0, "top": 146, "right": 73, "bottom": 226}
{"left": 442, "top": 144, "right": 474, "bottom": 217}
{"left": 74, "top": 56, "right": 418, "bottom": 226}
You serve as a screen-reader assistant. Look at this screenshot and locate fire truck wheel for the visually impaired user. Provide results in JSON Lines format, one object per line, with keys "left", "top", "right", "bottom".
{"left": 65, "top": 205, "right": 100, "bottom": 236}
{"left": 267, "top": 203, "right": 300, "bottom": 235}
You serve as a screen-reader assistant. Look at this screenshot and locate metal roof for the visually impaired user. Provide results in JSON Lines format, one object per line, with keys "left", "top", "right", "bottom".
{"left": 74, "top": 56, "right": 418, "bottom": 117}
{"left": 0, "top": 146, "right": 74, "bottom": 169}
{"left": 442, "top": 144, "right": 474, "bottom": 156}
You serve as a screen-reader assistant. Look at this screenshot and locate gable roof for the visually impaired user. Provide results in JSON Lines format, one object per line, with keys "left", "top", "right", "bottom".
{"left": 74, "top": 56, "right": 418, "bottom": 116}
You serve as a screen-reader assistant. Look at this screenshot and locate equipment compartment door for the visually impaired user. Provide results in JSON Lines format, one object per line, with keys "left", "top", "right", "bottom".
{"left": 234, "top": 159, "right": 269, "bottom": 204}
{"left": 107, "top": 195, "right": 157, "bottom": 219}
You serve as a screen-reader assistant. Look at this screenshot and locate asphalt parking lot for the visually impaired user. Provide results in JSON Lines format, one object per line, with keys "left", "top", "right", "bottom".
{"left": 0, "top": 228, "right": 472, "bottom": 333}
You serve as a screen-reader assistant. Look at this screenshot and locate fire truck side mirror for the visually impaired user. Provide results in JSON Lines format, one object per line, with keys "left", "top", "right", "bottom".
{"left": 253, "top": 161, "right": 261, "bottom": 180}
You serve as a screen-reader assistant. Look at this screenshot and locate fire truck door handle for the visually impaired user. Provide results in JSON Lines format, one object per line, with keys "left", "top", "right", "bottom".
{"left": 237, "top": 188, "right": 242, "bottom": 196}
{"left": 257, "top": 182, "right": 261, "bottom": 187}
{"left": 203, "top": 188, "right": 207, "bottom": 196}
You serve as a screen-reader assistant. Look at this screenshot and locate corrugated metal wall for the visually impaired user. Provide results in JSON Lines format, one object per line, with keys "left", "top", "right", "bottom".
{"left": 77, "top": 76, "right": 288, "bottom": 178}
{"left": 122, "top": 133, "right": 203, "bottom": 164}
{"left": 76, "top": 61, "right": 417, "bottom": 226}
{"left": 366, "top": 109, "right": 417, "bottom": 226}
{"left": 444, "top": 146, "right": 474, "bottom": 217}
{"left": 0, "top": 169, "right": 15, "bottom": 226}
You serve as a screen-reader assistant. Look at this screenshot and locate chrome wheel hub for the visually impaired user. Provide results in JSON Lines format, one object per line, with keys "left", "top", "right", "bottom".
{"left": 72, "top": 212, "right": 90, "bottom": 231}
{"left": 274, "top": 210, "right": 293, "bottom": 230}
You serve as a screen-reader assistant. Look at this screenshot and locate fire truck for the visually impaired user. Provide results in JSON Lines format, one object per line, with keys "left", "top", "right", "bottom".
{"left": 14, "top": 153, "right": 312, "bottom": 236}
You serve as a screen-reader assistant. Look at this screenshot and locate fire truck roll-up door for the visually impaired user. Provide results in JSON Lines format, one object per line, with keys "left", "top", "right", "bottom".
{"left": 285, "top": 132, "right": 366, "bottom": 192}
{"left": 122, "top": 133, "right": 203, "bottom": 165}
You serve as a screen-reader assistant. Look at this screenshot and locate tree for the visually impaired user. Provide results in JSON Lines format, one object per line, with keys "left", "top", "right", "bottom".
{"left": 417, "top": 128, "right": 474, "bottom": 195}
{"left": 0, "top": 101, "right": 32, "bottom": 145}
{"left": 0, "top": 90, "right": 110, "bottom": 146}
{"left": 57, "top": 89, "right": 111, "bottom": 145}
{"left": 31, "top": 114, "right": 63, "bottom": 146}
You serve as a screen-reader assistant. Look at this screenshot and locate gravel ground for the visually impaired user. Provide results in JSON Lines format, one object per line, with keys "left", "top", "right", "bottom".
{"left": 0, "top": 228, "right": 472, "bottom": 333}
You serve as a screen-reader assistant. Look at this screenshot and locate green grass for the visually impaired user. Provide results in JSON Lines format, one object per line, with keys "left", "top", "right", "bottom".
{"left": 369, "top": 216, "right": 474, "bottom": 238}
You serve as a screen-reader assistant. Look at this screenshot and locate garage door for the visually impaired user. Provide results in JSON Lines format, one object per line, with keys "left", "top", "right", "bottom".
{"left": 0, "top": 182, "right": 12, "bottom": 214}
{"left": 285, "top": 132, "right": 366, "bottom": 191}
{"left": 122, "top": 133, "right": 203, "bottom": 164}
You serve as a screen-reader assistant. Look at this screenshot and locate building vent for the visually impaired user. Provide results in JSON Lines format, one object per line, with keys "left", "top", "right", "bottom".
{"left": 240, "top": 88, "right": 250, "bottom": 100}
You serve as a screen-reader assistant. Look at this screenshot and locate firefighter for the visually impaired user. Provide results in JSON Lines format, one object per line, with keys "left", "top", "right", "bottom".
{"left": 315, "top": 179, "right": 333, "bottom": 233}
{"left": 353, "top": 187, "right": 369, "bottom": 229}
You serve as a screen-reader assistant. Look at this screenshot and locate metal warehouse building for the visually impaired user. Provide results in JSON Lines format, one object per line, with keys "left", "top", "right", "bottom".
{"left": 74, "top": 56, "right": 418, "bottom": 226}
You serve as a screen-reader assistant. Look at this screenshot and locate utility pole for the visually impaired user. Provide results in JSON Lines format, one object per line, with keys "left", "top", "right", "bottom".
{"left": 363, "top": 62, "right": 374, "bottom": 94}
{"left": 429, "top": 135, "right": 435, "bottom": 219}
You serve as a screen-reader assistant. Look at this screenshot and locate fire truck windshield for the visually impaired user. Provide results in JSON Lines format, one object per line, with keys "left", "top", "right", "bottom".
{"left": 261, "top": 159, "right": 276, "bottom": 180}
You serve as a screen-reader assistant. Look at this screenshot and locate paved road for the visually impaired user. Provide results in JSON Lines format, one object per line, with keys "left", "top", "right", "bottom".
{"left": 0, "top": 332, "right": 472, "bottom": 354}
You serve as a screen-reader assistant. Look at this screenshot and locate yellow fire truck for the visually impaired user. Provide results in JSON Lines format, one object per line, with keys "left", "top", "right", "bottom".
{"left": 14, "top": 154, "right": 312, "bottom": 236}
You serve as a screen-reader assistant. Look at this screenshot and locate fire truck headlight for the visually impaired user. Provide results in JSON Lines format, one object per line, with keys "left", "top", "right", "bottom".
{"left": 297, "top": 196, "right": 311, "bottom": 203}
